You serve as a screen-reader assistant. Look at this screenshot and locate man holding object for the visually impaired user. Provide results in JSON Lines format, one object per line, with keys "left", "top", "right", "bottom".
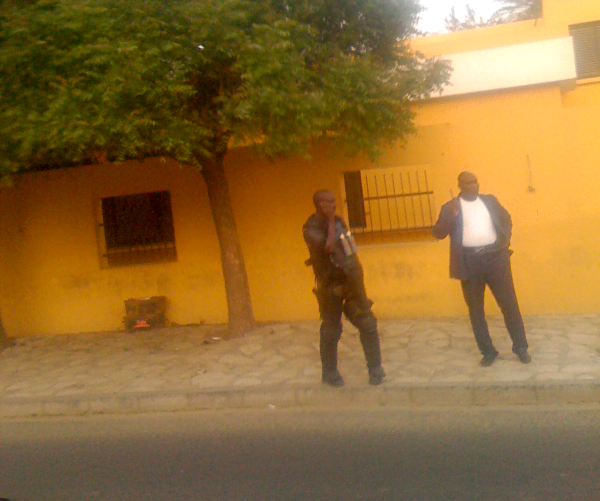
{"left": 303, "top": 190, "right": 385, "bottom": 386}
{"left": 433, "top": 172, "right": 531, "bottom": 367}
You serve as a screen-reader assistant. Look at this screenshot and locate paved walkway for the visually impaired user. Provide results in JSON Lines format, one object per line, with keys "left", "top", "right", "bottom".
{"left": 1, "top": 315, "right": 600, "bottom": 418}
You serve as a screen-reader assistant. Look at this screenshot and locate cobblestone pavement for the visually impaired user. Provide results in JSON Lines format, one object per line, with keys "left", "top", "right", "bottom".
{"left": 1, "top": 315, "right": 600, "bottom": 417}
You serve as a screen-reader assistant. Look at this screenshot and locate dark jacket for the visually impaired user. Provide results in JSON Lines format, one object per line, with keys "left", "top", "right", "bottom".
{"left": 432, "top": 194, "right": 512, "bottom": 280}
{"left": 302, "top": 214, "right": 348, "bottom": 285}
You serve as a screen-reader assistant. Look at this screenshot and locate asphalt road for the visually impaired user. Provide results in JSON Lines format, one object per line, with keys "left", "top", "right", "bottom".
{"left": 2, "top": 405, "right": 600, "bottom": 501}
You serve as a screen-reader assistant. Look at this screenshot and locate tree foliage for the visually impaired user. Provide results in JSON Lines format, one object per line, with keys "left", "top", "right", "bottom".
{"left": 1, "top": 0, "right": 450, "bottom": 169}
{"left": 493, "top": 0, "right": 542, "bottom": 23}
{"left": 444, "top": 0, "right": 542, "bottom": 33}
{"left": 444, "top": 5, "right": 499, "bottom": 32}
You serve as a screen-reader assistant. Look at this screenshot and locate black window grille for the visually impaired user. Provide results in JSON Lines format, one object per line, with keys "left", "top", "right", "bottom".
{"left": 343, "top": 167, "right": 435, "bottom": 239}
{"left": 569, "top": 21, "right": 600, "bottom": 79}
{"left": 101, "top": 191, "right": 177, "bottom": 267}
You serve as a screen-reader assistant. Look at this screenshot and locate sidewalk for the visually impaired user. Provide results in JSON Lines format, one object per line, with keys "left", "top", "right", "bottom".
{"left": 1, "top": 315, "right": 600, "bottom": 418}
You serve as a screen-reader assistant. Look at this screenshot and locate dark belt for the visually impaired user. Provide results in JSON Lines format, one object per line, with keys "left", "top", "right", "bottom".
{"left": 463, "top": 243, "right": 501, "bottom": 255}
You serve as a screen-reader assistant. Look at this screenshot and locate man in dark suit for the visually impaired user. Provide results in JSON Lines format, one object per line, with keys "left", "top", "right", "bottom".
{"left": 433, "top": 172, "right": 531, "bottom": 367}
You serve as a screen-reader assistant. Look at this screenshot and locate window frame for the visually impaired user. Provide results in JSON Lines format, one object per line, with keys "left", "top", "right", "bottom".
{"left": 97, "top": 190, "right": 178, "bottom": 268}
{"left": 340, "top": 165, "right": 436, "bottom": 244}
{"left": 569, "top": 20, "right": 600, "bottom": 80}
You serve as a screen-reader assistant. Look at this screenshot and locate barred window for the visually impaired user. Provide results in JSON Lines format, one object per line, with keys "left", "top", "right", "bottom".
{"left": 100, "top": 191, "right": 177, "bottom": 267}
{"left": 569, "top": 21, "right": 600, "bottom": 80}
{"left": 342, "top": 166, "right": 435, "bottom": 243}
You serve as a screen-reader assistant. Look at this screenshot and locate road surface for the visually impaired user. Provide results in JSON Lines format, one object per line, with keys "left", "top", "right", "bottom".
{"left": 2, "top": 405, "right": 600, "bottom": 500}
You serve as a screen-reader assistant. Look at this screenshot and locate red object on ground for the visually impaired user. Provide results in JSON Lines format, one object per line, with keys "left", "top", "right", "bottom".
{"left": 123, "top": 296, "right": 167, "bottom": 331}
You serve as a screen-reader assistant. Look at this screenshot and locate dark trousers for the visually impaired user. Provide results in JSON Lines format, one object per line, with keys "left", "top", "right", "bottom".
{"left": 316, "top": 284, "right": 382, "bottom": 374}
{"left": 460, "top": 248, "right": 528, "bottom": 356}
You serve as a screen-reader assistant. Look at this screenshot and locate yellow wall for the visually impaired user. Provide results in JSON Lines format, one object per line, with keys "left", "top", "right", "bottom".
{"left": 224, "top": 63, "right": 600, "bottom": 323}
{"left": 0, "top": 161, "right": 228, "bottom": 335}
{"left": 369, "top": 83, "right": 600, "bottom": 317}
{"left": 544, "top": 0, "right": 600, "bottom": 28}
{"left": 1, "top": 0, "right": 600, "bottom": 336}
{"left": 412, "top": 19, "right": 566, "bottom": 56}
{"left": 0, "top": 148, "right": 376, "bottom": 335}
{"left": 398, "top": 0, "right": 600, "bottom": 318}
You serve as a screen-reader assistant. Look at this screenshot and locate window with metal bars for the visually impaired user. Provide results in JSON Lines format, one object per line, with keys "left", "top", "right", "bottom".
{"left": 100, "top": 191, "right": 177, "bottom": 267}
{"left": 342, "top": 167, "right": 435, "bottom": 242}
{"left": 569, "top": 20, "right": 600, "bottom": 80}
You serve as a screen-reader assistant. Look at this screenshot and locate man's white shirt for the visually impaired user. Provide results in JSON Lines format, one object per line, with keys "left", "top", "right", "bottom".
{"left": 460, "top": 196, "right": 497, "bottom": 247}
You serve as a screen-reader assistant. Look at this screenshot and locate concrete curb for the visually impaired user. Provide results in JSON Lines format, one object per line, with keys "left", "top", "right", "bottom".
{"left": 2, "top": 381, "right": 600, "bottom": 418}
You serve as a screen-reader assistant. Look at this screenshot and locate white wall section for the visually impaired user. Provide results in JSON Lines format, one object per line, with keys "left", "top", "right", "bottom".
{"left": 433, "top": 37, "right": 577, "bottom": 98}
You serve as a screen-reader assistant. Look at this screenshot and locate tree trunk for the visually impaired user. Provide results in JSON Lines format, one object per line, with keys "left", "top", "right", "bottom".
{"left": 0, "top": 309, "right": 14, "bottom": 350}
{"left": 201, "top": 152, "right": 256, "bottom": 337}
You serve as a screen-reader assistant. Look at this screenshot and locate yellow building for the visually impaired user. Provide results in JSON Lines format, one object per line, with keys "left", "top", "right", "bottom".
{"left": 1, "top": 0, "right": 600, "bottom": 336}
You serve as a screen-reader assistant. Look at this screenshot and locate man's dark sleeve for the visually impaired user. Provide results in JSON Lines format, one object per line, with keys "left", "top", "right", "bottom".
{"left": 335, "top": 217, "right": 350, "bottom": 238}
{"left": 495, "top": 197, "right": 512, "bottom": 236}
{"left": 491, "top": 196, "right": 512, "bottom": 244}
{"left": 302, "top": 220, "right": 324, "bottom": 250}
{"left": 432, "top": 203, "right": 455, "bottom": 240}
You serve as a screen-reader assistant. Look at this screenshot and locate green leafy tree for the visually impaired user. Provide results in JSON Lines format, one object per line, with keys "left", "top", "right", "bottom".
{"left": 493, "top": 0, "right": 543, "bottom": 22}
{"left": 444, "top": 4, "right": 500, "bottom": 32}
{"left": 445, "top": 0, "right": 542, "bottom": 32}
{"left": 0, "top": 0, "right": 450, "bottom": 336}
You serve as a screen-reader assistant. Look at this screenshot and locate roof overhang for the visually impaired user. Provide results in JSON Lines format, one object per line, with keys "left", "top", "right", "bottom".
{"left": 432, "top": 36, "right": 577, "bottom": 98}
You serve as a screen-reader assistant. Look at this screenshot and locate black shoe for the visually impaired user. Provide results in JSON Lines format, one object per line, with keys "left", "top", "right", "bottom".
{"left": 516, "top": 351, "right": 531, "bottom": 364}
{"left": 322, "top": 370, "right": 345, "bottom": 387}
{"left": 368, "top": 366, "right": 386, "bottom": 386}
{"left": 479, "top": 352, "right": 499, "bottom": 367}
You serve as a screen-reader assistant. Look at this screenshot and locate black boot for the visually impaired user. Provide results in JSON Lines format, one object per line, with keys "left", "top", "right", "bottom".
{"left": 322, "top": 369, "right": 345, "bottom": 387}
{"left": 368, "top": 366, "right": 386, "bottom": 386}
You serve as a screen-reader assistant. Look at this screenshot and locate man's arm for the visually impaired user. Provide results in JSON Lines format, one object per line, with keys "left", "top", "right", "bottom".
{"left": 324, "top": 218, "right": 337, "bottom": 253}
{"left": 432, "top": 199, "right": 459, "bottom": 240}
{"left": 303, "top": 216, "right": 345, "bottom": 253}
{"left": 496, "top": 199, "right": 512, "bottom": 237}
{"left": 490, "top": 195, "right": 512, "bottom": 245}
{"left": 303, "top": 222, "right": 325, "bottom": 250}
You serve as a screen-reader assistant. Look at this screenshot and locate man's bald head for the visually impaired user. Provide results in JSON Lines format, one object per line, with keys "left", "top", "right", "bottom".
{"left": 313, "top": 189, "right": 336, "bottom": 218}
{"left": 457, "top": 171, "right": 479, "bottom": 201}
{"left": 313, "top": 190, "right": 334, "bottom": 208}
{"left": 458, "top": 171, "right": 477, "bottom": 185}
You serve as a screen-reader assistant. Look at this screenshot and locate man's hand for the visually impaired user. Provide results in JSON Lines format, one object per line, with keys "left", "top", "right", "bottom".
{"left": 449, "top": 197, "right": 460, "bottom": 217}
{"left": 320, "top": 200, "right": 336, "bottom": 222}
{"left": 432, "top": 196, "right": 459, "bottom": 240}
{"left": 321, "top": 202, "right": 337, "bottom": 253}
{"left": 324, "top": 217, "right": 337, "bottom": 253}
{"left": 315, "top": 192, "right": 337, "bottom": 252}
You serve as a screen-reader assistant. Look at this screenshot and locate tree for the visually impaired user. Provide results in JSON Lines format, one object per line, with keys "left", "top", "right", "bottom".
{"left": 444, "top": 5, "right": 500, "bottom": 32}
{"left": 445, "top": 0, "right": 542, "bottom": 32}
{"left": 493, "top": 0, "right": 542, "bottom": 23}
{"left": 0, "top": 312, "right": 14, "bottom": 348}
{"left": 0, "top": 0, "right": 450, "bottom": 336}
